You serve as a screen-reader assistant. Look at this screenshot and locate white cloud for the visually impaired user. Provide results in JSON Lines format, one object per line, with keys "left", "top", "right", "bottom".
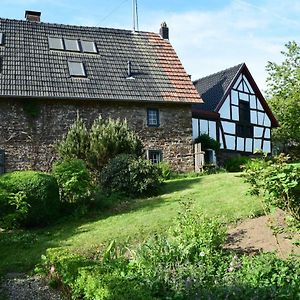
{"left": 141, "top": 0, "right": 300, "bottom": 93}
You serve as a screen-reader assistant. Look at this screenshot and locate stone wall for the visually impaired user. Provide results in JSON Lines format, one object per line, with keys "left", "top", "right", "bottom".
{"left": 0, "top": 99, "right": 194, "bottom": 172}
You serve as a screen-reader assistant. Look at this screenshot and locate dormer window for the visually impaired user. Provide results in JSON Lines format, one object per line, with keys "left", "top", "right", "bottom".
{"left": 81, "top": 40, "right": 97, "bottom": 53}
{"left": 64, "top": 39, "right": 80, "bottom": 52}
{"left": 147, "top": 108, "right": 160, "bottom": 127}
{"left": 0, "top": 33, "right": 4, "bottom": 45}
{"left": 68, "top": 61, "right": 86, "bottom": 77}
{"left": 48, "top": 37, "right": 64, "bottom": 50}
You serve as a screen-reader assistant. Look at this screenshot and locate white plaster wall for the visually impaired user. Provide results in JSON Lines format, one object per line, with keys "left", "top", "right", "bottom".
{"left": 245, "top": 138, "right": 253, "bottom": 152}
{"left": 225, "top": 135, "right": 235, "bottom": 150}
{"left": 219, "top": 96, "right": 230, "bottom": 119}
{"left": 263, "top": 140, "right": 271, "bottom": 153}
{"left": 237, "top": 137, "right": 244, "bottom": 151}
{"left": 222, "top": 121, "right": 235, "bottom": 134}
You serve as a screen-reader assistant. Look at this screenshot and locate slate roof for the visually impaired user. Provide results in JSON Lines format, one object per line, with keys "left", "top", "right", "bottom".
{"left": 192, "top": 63, "right": 243, "bottom": 111}
{"left": 0, "top": 17, "right": 202, "bottom": 104}
{"left": 192, "top": 63, "right": 279, "bottom": 127}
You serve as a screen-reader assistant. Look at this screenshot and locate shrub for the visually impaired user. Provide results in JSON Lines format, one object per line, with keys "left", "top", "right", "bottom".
{"left": 52, "top": 159, "right": 91, "bottom": 205}
{"left": 0, "top": 171, "right": 60, "bottom": 228}
{"left": 224, "top": 156, "right": 251, "bottom": 172}
{"left": 38, "top": 248, "right": 155, "bottom": 300}
{"left": 194, "top": 134, "right": 220, "bottom": 151}
{"left": 56, "top": 115, "right": 90, "bottom": 162}
{"left": 88, "top": 116, "right": 144, "bottom": 171}
{"left": 157, "top": 161, "right": 172, "bottom": 180}
{"left": 100, "top": 154, "right": 161, "bottom": 196}
{"left": 57, "top": 115, "right": 144, "bottom": 175}
{"left": 243, "top": 154, "right": 300, "bottom": 221}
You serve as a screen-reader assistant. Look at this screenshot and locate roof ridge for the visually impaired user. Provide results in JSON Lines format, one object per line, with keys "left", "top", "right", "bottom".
{"left": 0, "top": 16, "right": 158, "bottom": 36}
{"left": 193, "top": 63, "right": 244, "bottom": 84}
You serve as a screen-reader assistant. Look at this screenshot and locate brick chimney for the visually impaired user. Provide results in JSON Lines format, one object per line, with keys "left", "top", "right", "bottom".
{"left": 25, "top": 10, "right": 41, "bottom": 22}
{"left": 159, "top": 22, "right": 169, "bottom": 40}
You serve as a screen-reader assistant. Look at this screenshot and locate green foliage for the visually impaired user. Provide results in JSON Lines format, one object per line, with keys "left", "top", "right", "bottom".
{"left": 100, "top": 154, "right": 161, "bottom": 197}
{"left": 243, "top": 154, "right": 300, "bottom": 221}
{"left": 224, "top": 156, "right": 251, "bottom": 172}
{"left": 266, "top": 41, "right": 300, "bottom": 158}
{"left": 88, "top": 116, "right": 144, "bottom": 171}
{"left": 38, "top": 248, "right": 156, "bottom": 300}
{"left": 157, "top": 161, "right": 172, "bottom": 180}
{"left": 133, "top": 204, "right": 228, "bottom": 299}
{"left": 0, "top": 171, "right": 60, "bottom": 228}
{"left": 57, "top": 115, "right": 144, "bottom": 175}
{"left": 52, "top": 159, "right": 91, "bottom": 205}
{"left": 235, "top": 253, "right": 300, "bottom": 299}
{"left": 37, "top": 205, "right": 300, "bottom": 299}
{"left": 194, "top": 133, "right": 220, "bottom": 151}
{"left": 56, "top": 115, "right": 90, "bottom": 162}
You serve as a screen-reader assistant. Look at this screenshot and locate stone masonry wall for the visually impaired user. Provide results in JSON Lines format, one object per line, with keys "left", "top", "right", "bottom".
{"left": 0, "top": 99, "right": 194, "bottom": 173}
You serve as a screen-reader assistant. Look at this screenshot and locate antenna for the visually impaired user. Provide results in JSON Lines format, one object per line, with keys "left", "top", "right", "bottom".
{"left": 132, "top": 0, "right": 139, "bottom": 32}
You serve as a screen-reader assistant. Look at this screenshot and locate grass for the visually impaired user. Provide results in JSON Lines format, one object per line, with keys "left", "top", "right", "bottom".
{"left": 0, "top": 172, "right": 263, "bottom": 276}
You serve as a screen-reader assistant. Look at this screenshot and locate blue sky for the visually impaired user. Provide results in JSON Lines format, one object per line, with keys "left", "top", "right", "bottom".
{"left": 2, "top": 0, "right": 300, "bottom": 92}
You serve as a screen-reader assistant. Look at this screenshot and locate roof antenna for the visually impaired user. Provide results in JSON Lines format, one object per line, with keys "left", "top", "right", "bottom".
{"left": 132, "top": 0, "right": 139, "bottom": 32}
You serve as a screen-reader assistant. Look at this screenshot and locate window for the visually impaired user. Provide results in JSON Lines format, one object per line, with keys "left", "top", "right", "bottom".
{"left": 48, "top": 37, "right": 98, "bottom": 54}
{"left": 68, "top": 61, "right": 86, "bottom": 77}
{"left": 0, "top": 150, "right": 5, "bottom": 174}
{"left": 147, "top": 150, "right": 162, "bottom": 164}
{"left": 64, "top": 39, "right": 80, "bottom": 52}
{"left": 237, "top": 100, "right": 253, "bottom": 138}
{"left": 147, "top": 108, "right": 159, "bottom": 127}
{"left": 239, "top": 101, "right": 250, "bottom": 123}
{"left": 48, "top": 37, "right": 64, "bottom": 50}
{"left": 81, "top": 40, "right": 97, "bottom": 53}
{"left": 0, "top": 33, "right": 4, "bottom": 45}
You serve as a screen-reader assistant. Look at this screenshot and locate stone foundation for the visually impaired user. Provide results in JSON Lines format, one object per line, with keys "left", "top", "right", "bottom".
{"left": 0, "top": 99, "right": 194, "bottom": 173}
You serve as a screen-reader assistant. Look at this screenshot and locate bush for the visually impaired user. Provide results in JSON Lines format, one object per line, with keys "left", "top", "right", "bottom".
{"left": 224, "top": 156, "right": 251, "bottom": 172}
{"left": 157, "top": 161, "right": 172, "bottom": 180}
{"left": 38, "top": 248, "right": 155, "bottom": 300}
{"left": 57, "top": 115, "right": 144, "bottom": 175}
{"left": 194, "top": 134, "right": 220, "bottom": 151}
{"left": 0, "top": 171, "right": 60, "bottom": 228}
{"left": 243, "top": 154, "right": 300, "bottom": 221}
{"left": 52, "top": 159, "right": 91, "bottom": 205}
{"left": 100, "top": 154, "right": 161, "bottom": 197}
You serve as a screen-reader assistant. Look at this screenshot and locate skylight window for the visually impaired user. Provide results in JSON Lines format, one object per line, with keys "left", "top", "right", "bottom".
{"left": 68, "top": 61, "right": 86, "bottom": 77}
{"left": 48, "top": 37, "right": 64, "bottom": 50}
{"left": 81, "top": 40, "right": 97, "bottom": 53}
{"left": 64, "top": 39, "right": 80, "bottom": 52}
{"left": 0, "top": 33, "right": 4, "bottom": 45}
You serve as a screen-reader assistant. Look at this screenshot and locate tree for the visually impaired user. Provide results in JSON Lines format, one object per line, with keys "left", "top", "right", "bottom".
{"left": 266, "top": 41, "right": 300, "bottom": 157}
{"left": 56, "top": 115, "right": 144, "bottom": 174}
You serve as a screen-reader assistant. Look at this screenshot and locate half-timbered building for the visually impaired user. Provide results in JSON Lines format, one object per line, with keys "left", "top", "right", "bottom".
{"left": 192, "top": 63, "right": 278, "bottom": 164}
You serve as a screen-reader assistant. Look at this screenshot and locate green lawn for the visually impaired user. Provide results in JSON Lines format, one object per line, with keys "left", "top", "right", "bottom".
{"left": 0, "top": 172, "right": 263, "bottom": 276}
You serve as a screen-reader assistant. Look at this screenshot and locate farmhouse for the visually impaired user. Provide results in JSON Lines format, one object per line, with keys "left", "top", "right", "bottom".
{"left": 192, "top": 63, "right": 279, "bottom": 164}
{"left": 0, "top": 11, "right": 202, "bottom": 173}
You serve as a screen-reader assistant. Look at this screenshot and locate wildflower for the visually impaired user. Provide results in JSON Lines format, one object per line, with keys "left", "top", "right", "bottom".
{"left": 200, "top": 252, "right": 205, "bottom": 257}
{"left": 50, "top": 265, "right": 55, "bottom": 274}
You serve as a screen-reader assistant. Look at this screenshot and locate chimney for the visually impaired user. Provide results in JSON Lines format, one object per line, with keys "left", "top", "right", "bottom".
{"left": 127, "top": 61, "right": 132, "bottom": 77}
{"left": 25, "top": 10, "right": 41, "bottom": 22}
{"left": 159, "top": 22, "right": 169, "bottom": 40}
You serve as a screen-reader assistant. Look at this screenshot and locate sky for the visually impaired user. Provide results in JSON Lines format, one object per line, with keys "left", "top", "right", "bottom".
{"left": 1, "top": 0, "right": 300, "bottom": 93}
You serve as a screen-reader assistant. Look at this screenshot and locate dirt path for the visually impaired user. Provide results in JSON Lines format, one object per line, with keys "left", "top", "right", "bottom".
{"left": 0, "top": 273, "right": 66, "bottom": 300}
{"left": 226, "top": 212, "right": 300, "bottom": 257}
